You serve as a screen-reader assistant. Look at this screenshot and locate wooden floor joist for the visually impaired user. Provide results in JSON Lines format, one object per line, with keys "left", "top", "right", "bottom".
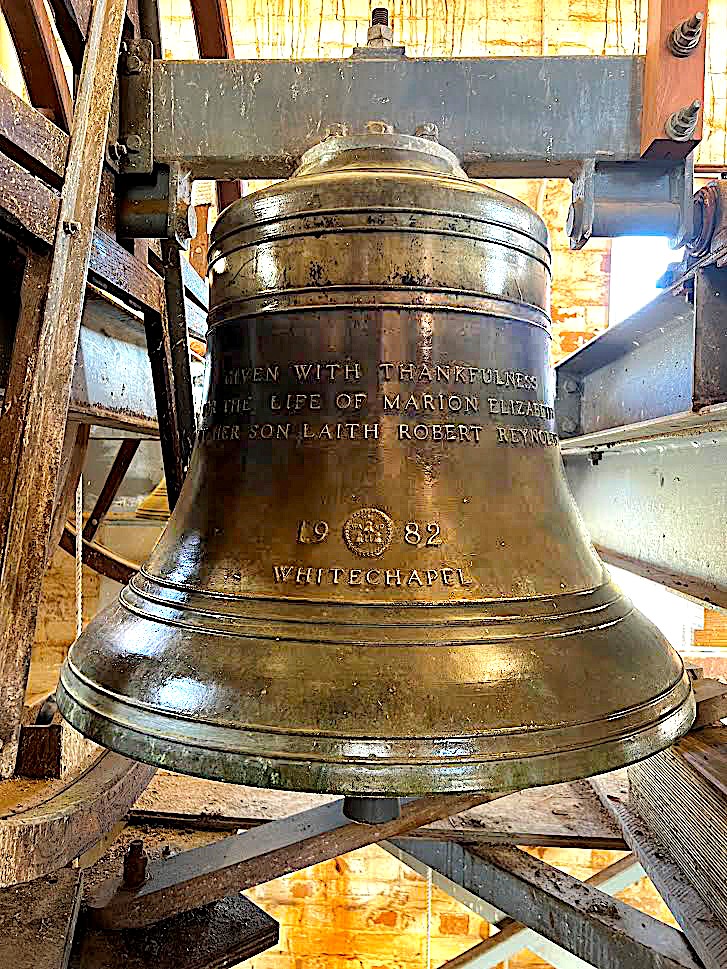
{"left": 592, "top": 776, "right": 727, "bottom": 969}
{"left": 89, "top": 792, "right": 505, "bottom": 930}
{"left": 395, "top": 838, "right": 703, "bottom": 969}
{"left": 438, "top": 854, "right": 645, "bottom": 969}
{"left": 629, "top": 726, "right": 727, "bottom": 937}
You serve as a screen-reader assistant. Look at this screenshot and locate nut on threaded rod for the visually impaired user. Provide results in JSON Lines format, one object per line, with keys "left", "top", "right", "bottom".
{"left": 665, "top": 99, "right": 702, "bottom": 141}
{"left": 367, "top": 7, "right": 393, "bottom": 46}
{"left": 122, "top": 839, "right": 148, "bottom": 889}
{"left": 668, "top": 12, "right": 704, "bottom": 56}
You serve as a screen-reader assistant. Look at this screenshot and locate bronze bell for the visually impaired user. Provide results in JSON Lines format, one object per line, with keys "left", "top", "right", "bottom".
{"left": 58, "top": 128, "right": 695, "bottom": 796}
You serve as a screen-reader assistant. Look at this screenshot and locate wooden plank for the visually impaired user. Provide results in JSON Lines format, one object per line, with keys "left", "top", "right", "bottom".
{"left": 0, "top": 82, "right": 68, "bottom": 184}
{"left": 692, "top": 679, "right": 727, "bottom": 728}
{"left": 189, "top": 203, "right": 211, "bottom": 278}
{"left": 60, "top": 522, "right": 137, "bottom": 582}
{"left": 0, "top": 751, "right": 155, "bottom": 887}
{"left": 48, "top": 421, "right": 89, "bottom": 561}
{"left": 629, "top": 728, "right": 727, "bottom": 933}
{"left": 401, "top": 839, "right": 702, "bottom": 969}
{"left": 88, "top": 792, "right": 504, "bottom": 930}
{"left": 0, "top": 0, "right": 73, "bottom": 132}
{"left": 440, "top": 854, "right": 645, "bottom": 969}
{"left": 17, "top": 719, "right": 96, "bottom": 780}
{"left": 149, "top": 241, "right": 197, "bottom": 508}
{"left": 133, "top": 774, "right": 627, "bottom": 848}
{"left": 189, "top": 0, "right": 234, "bottom": 58}
{"left": 0, "top": 148, "right": 60, "bottom": 244}
{"left": 76, "top": 895, "right": 278, "bottom": 969}
{"left": 89, "top": 229, "right": 164, "bottom": 315}
{"left": 592, "top": 776, "right": 727, "bottom": 969}
{"left": 0, "top": 867, "right": 83, "bottom": 969}
{"left": 0, "top": 0, "right": 126, "bottom": 779}
{"left": 47, "top": 0, "right": 93, "bottom": 71}
{"left": 83, "top": 439, "right": 140, "bottom": 541}
{"left": 677, "top": 726, "right": 727, "bottom": 797}
{"left": 0, "top": 250, "right": 53, "bottom": 573}
{"left": 640, "top": 0, "right": 707, "bottom": 157}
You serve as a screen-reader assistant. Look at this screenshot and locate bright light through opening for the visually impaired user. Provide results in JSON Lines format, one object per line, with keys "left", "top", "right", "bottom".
{"left": 609, "top": 236, "right": 684, "bottom": 326}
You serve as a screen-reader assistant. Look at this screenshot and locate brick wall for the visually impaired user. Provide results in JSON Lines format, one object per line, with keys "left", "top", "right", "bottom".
{"left": 243, "top": 844, "right": 676, "bottom": 969}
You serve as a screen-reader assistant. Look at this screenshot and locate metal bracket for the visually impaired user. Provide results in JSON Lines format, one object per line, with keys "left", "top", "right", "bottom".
{"left": 567, "top": 155, "right": 694, "bottom": 249}
{"left": 112, "top": 39, "right": 154, "bottom": 175}
{"left": 117, "top": 164, "right": 193, "bottom": 243}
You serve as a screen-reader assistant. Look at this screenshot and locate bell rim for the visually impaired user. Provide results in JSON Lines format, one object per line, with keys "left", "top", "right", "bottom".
{"left": 57, "top": 666, "right": 695, "bottom": 796}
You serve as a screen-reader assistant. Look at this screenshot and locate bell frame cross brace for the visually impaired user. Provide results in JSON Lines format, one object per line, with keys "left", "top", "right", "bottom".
{"left": 1, "top": 0, "right": 727, "bottom": 966}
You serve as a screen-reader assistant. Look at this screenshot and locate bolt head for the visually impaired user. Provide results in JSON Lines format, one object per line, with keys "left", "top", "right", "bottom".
{"left": 123, "top": 53, "right": 143, "bottom": 74}
{"left": 124, "top": 133, "right": 143, "bottom": 153}
{"left": 560, "top": 417, "right": 577, "bottom": 434}
{"left": 108, "top": 141, "right": 128, "bottom": 162}
{"left": 563, "top": 378, "right": 579, "bottom": 393}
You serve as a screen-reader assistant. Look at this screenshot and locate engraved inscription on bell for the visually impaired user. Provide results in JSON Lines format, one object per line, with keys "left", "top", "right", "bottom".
{"left": 58, "top": 128, "right": 694, "bottom": 797}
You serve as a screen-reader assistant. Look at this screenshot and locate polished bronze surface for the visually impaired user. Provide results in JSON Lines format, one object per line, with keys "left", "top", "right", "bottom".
{"left": 58, "top": 129, "right": 695, "bottom": 794}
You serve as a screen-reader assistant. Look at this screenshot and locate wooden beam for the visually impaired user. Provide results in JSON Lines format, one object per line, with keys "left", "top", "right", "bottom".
{"left": 88, "top": 793, "right": 504, "bottom": 930}
{"left": 48, "top": 421, "right": 89, "bottom": 561}
{"left": 16, "top": 716, "right": 97, "bottom": 780}
{"left": 0, "top": 0, "right": 74, "bottom": 132}
{"left": 629, "top": 727, "right": 727, "bottom": 936}
{"left": 148, "top": 241, "right": 197, "bottom": 508}
{"left": 0, "top": 148, "right": 60, "bottom": 245}
{"left": 83, "top": 439, "right": 140, "bottom": 541}
{"left": 60, "top": 522, "right": 138, "bottom": 583}
{"left": 678, "top": 727, "right": 727, "bottom": 795}
{"left": 0, "top": 82, "right": 68, "bottom": 184}
{"left": 47, "top": 0, "right": 93, "bottom": 72}
{"left": 0, "top": 867, "right": 83, "bottom": 969}
{"left": 0, "top": 0, "right": 127, "bottom": 779}
{"left": 592, "top": 776, "right": 727, "bottom": 969}
{"left": 640, "top": 0, "right": 707, "bottom": 157}
{"left": 693, "top": 678, "right": 727, "bottom": 728}
{"left": 439, "top": 854, "right": 645, "bottom": 969}
{"left": 76, "top": 894, "right": 278, "bottom": 969}
{"left": 188, "top": 0, "right": 234, "bottom": 58}
{"left": 89, "top": 228, "right": 164, "bottom": 315}
{"left": 0, "top": 751, "right": 154, "bottom": 886}
{"left": 397, "top": 839, "right": 702, "bottom": 969}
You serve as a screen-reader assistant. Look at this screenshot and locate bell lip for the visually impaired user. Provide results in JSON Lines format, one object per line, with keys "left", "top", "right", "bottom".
{"left": 56, "top": 670, "right": 695, "bottom": 796}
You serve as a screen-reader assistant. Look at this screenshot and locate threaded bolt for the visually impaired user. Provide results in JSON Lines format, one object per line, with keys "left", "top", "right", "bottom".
{"left": 122, "top": 839, "right": 148, "bottom": 889}
{"left": 668, "top": 12, "right": 704, "bottom": 56}
{"left": 371, "top": 7, "right": 389, "bottom": 25}
{"left": 665, "top": 99, "right": 701, "bottom": 141}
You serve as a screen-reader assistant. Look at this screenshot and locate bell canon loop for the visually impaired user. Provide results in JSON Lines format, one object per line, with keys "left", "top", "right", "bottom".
{"left": 58, "top": 128, "right": 695, "bottom": 795}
